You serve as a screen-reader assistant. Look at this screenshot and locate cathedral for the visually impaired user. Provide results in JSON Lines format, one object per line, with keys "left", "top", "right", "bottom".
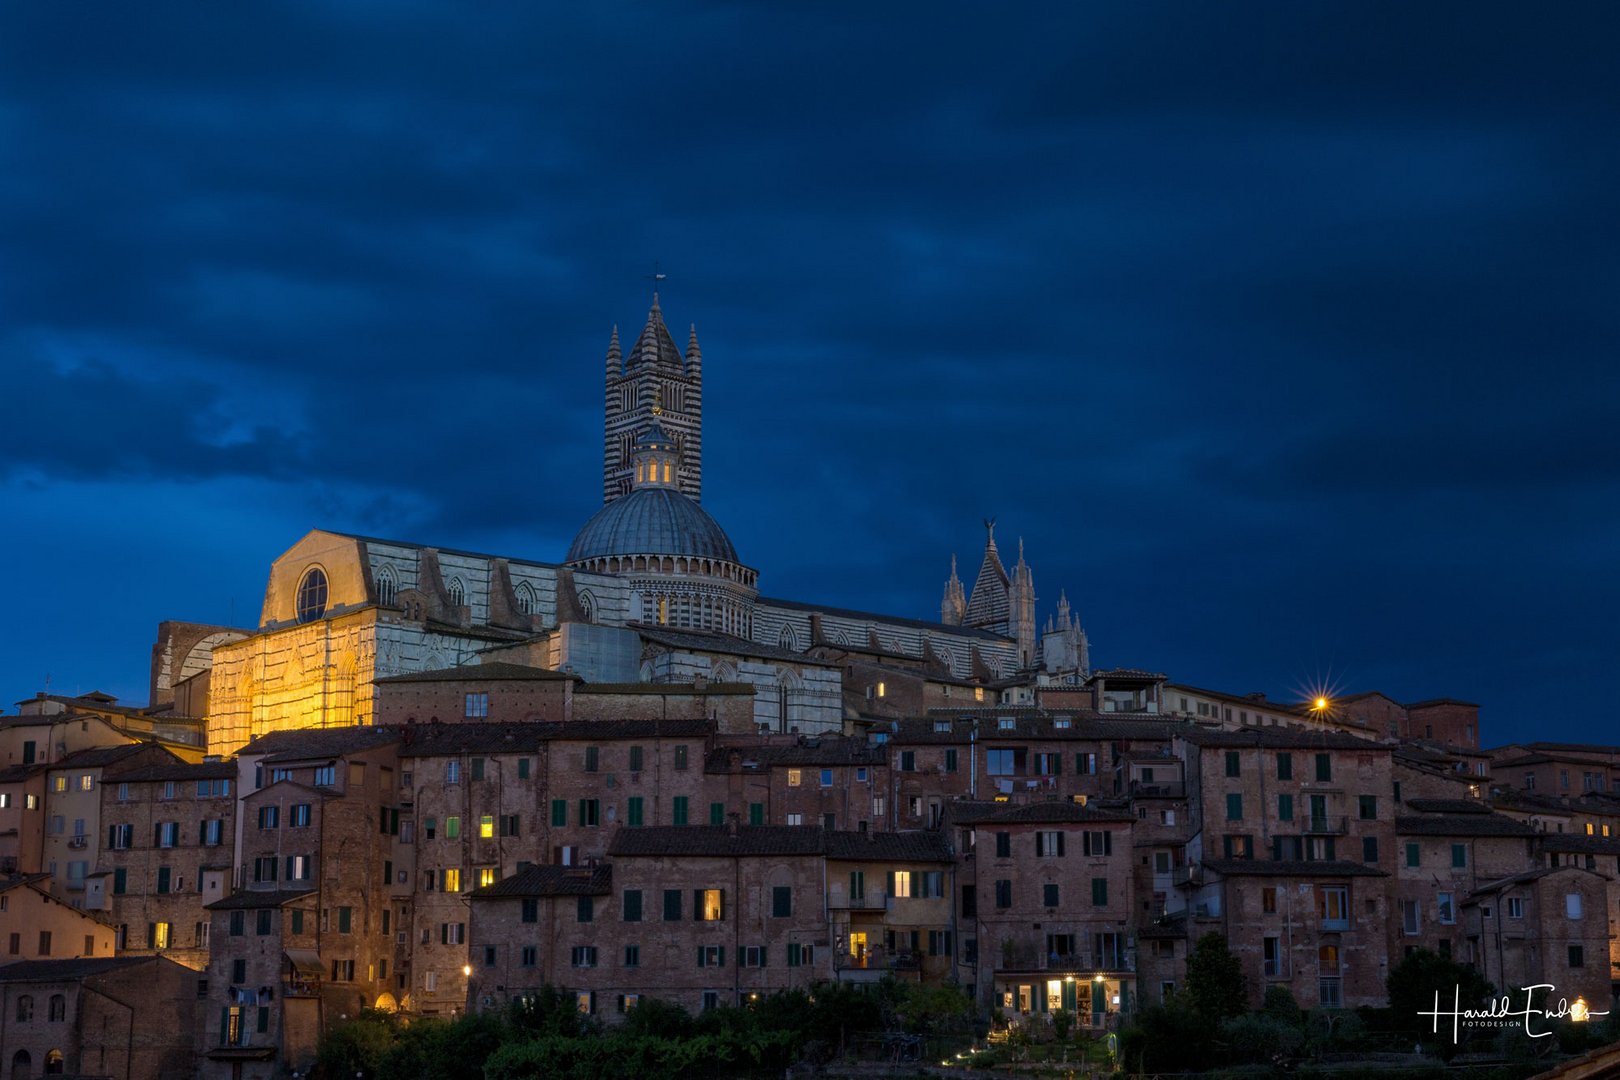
{"left": 195, "top": 294, "right": 1091, "bottom": 755}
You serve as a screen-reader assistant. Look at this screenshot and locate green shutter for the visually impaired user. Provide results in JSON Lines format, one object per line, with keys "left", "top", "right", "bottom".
{"left": 628, "top": 797, "right": 643, "bottom": 827}
{"left": 710, "top": 802, "right": 725, "bottom": 825}
{"left": 551, "top": 800, "right": 566, "bottom": 827}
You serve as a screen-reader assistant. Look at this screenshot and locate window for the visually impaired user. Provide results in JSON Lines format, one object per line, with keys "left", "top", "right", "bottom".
{"left": 1451, "top": 844, "right": 1467, "bottom": 868}
{"left": 551, "top": 800, "right": 567, "bottom": 827}
{"left": 1405, "top": 843, "right": 1420, "bottom": 868}
{"left": 1321, "top": 887, "right": 1349, "bottom": 930}
{"left": 772, "top": 886, "right": 792, "bottom": 917}
{"left": 849, "top": 871, "right": 865, "bottom": 903}
{"left": 443, "top": 868, "right": 461, "bottom": 892}
{"left": 577, "top": 896, "right": 594, "bottom": 923}
{"left": 440, "top": 922, "right": 465, "bottom": 945}
{"left": 1565, "top": 893, "right": 1583, "bottom": 919}
{"left": 1224, "top": 751, "right": 1240, "bottom": 777}
{"left": 465, "top": 692, "right": 489, "bottom": 719}
{"left": 994, "top": 880, "right": 1012, "bottom": 909}
{"left": 1076, "top": 752, "right": 1097, "bottom": 774}
{"left": 1262, "top": 887, "right": 1277, "bottom": 914}
{"left": 985, "top": 749, "right": 1016, "bottom": 775}
{"left": 1276, "top": 753, "right": 1292, "bottom": 780}
{"left": 748, "top": 802, "right": 765, "bottom": 825}
{"left": 1568, "top": 945, "right": 1584, "bottom": 968}
{"left": 445, "top": 760, "right": 461, "bottom": 785}
{"left": 1036, "top": 830, "right": 1065, "bottom": 857}
{"left": 16, "top": 995, "right": 33, "bottom": 1021}
{"left": 520, "top": 898, "right": 538, "bottom": 923}
{"left": 258, "top": 806, "right": 279, "bottom": 829}
{"left": 1315, "top": 754, "right": 1332, "bottom": 782}
{"left": 1226, "top": 793, "right": 1243, "bottom": 821}
{"left": 787, "top": 943, "right": 813, "bottom": 967}
{"left": 296, "top": 567, "right": 328, "bottom": 622}
{"left": 1083, "top": 830, "right": 1112, "bottom": 856}
{"left": 445, "top": 816, "right": 461, "bottom": 839}
{"left": 627, "top": 746, "right": 643, "bottom": 772}
{"left": 890, "top": 870, "right": 914, "bottom": 898}
{"left": 1362, "top": 837, "right": 1379, "bottom": 863}
{"left": 1263, "top": 936, "right": 1281, "bottom": 976}
{"left": 1034, "top": 752, "right": 1061, "bottom": 776}
{"left": 663, "top": 889, "right": 682, "bottom": 921}
{"left": 900, "top": 751, "right": 915, "bottom": 772}
{"left": 623, "top": 945, "right": 640, "bottom": 968}
{"left": 571, "top": 945, "right": 598, "bottom": 968}
{"left": 286, "top": 855, "right": 311, "bottom": 881}
{"left": 696, "top": 888, "right": 724, "bottom": 920}
{"left": 1507, "top": 896, "right": 1524, "bottom": 919}
{"left": 229, "top": 911, "right": 245, "bottom": 936}
{"left": 1437, "top": 892, "right": 1455, "bottom": 924}
{"left": 37, "top": 930, "right": 52, "bottom": 956}
{"left": 1042, "top": 883, "right": 1060, "bottom": 907}
{"left": 480, "top": 815, "right": 494, "bottom": 839}
{"left": 250, "top": 858, "right": 275, "bottom": 884}
{"left": 672, "top": 796, "right": 689, "bottom": 826}
{"left": 627, "top": 797, "right": 644, "bottom": 827}
{"left": 1358, "top": 795, "right": 1377, "bottom": 819}
{"left": 820, "top": 768, "right": 833, "bottom": 787}
{"left": 1091, "top": 878, "right": 1108, "bottom": 906}
{"left": 108, "top": 823, "right": 132, "bottom": 850}
{"left": 517, "top": 757, "right": 531, "bottom": 779}
{"left": 740, "top": 945, "right": 767, "bottom": 967}
{"left": 623, "top": 889, "right": 643, "bottom": 922}
{"left": 994, "top": 832, "right": 1011, "bottom": 858}
{"left": 152, "top": 921, "right": 172, "bottom": 949}
{"left": 698, "top": 945, "right": 725, "bottom": 968}
{"left": 787, "top": 768, "right": 802, "bottom": 787}
{"left": 673, "top": 745, "right": 688, "bottom": 770}
{"left": 1277, "top": 793, "right": 1293, "bottom": 821}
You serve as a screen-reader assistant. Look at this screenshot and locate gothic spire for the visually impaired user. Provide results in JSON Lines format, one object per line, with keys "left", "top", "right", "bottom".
{"left": 941, "top": 553, "right": 966, "bottom": 625}
{"left": 605, "top": 325, "right": 621, "bottom": 376}
{"left": 686, "top": 323, "right": 702, "bottom": 373}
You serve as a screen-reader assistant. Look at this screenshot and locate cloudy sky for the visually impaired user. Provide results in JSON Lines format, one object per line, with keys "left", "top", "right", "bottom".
{"left": 2, "top": 3, "right": 1615, "bottom": 745}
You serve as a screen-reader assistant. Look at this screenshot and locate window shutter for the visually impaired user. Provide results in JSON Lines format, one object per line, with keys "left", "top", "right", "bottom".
{"left": 1058, "top": 832, "right": 1066, "bottom": 856}
{"left": 1104, "top": 831, "right": 1112, "bottom": 856}
{"left": 220, "top": 1007, "right": 229, "bottom": 1044}
{"left": 697, "top": 946, "right": 705, "bottom": 967}
{"left": 693, "top": 890, "right": 703, "bottom": 921}
{"left": 717, "top": 946, "right": 725, "bottom": 967}
{"left": 759, "top": 946, "right": 768, "bottom": 967}
{"left": 1035, "top": 832, "right": 1045, "bottom": 857}
{"left": 440, "top": 923, "right": 448, "bottom": 945}
{"left": 887, "top": 871, "right": 896, "bottom": 897}
{"left": 719, "top": 889, "right": 726, "bottom": 919}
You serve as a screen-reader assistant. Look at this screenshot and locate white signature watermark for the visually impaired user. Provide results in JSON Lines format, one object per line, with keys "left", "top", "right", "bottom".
{"left": 1419, "top": 984, "right": 1610, "bottom": 1042}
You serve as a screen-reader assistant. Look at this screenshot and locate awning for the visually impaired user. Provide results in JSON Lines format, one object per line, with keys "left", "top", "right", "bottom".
{"left": 285, "top": 949, "right": 323, "bottom": 977}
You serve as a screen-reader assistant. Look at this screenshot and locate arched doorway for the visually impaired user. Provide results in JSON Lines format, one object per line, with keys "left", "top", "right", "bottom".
{"left": 10, "top": 1050, "right": 31, "bottom": 1080}
{"left": 43, "top": 1051, "right": 63, "bottom": 1076}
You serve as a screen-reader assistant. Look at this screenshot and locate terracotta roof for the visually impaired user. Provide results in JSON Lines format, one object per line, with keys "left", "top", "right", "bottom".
{"left": 0, "top": 872, "right": 53, "bottom": 894}
{"left": 824, "top": 830, "right": 952, "bottom": 862}
{"left": 0, "top": 764, "right": 43, "bottom": 783}
{"left": 1463, "top": 864, "right": 1609, "bottom": 899}
{"left": 206, "top": 888, "right": 316, "bottom": 911}
{"left": 1404, "top": 799, "right": 1491, "bottom": 815}
{"left": 891, "top": 714, "right": 1178, "bottom": 745}
{"left": 375, "top": 662, "right": 580, "bottom": 684}
{"left": 50, "top": 744, "right": 173, "bottom": 771}
{"left": 1181, "top": 729, "right": 1388, "bottom": 751}
{"left": 472, "top": 865, "right": 611, "bottom": 898}
{"left": 947, "top": 800, "right": 1135, "bottom": 826}
{"left": 704, "top": 739, "right": 885, "bottom": 771}
{"left": 1537, "top": 834, "right": 1620, "bottom": 855}
{"left": 1088, "top": 668, "right": 1167, "bottom": 682}
{"left": 575, "top": 682, "right": 755, "bottom": 696}
{"left": 1202, "top": 858, "right": 1386, "bottom": 878}
{"left": 1406, "top": 698, "right": 1480, "bottom": 710}
{"left": 608, "top": 825, "right": 828, "bottom": 859}
{"left": 113, "top": 762, "right": 237, "bottom": 783}
{"left": 0, "top": 956, "right": 160, "bottom": 982}
{"left": 240, "top": 726, "right": 404, "bottom": 760}
{"left": 398, "top": 718, "right": 712, "bottom": 757}
{"left": 1395, "top": 814, "right": 1537, "bottom": 838}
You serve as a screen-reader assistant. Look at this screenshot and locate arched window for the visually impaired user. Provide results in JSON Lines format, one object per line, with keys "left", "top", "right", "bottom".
{"left": 515, "top": 582, "right": 537, "bottom": 616}
{"left": 295, "top": 567, "right": 328, "bottom": 624}
{"left": 375, "top": 566, "right": 397, "bottom": 607}
{"left": 778, "top": 625, "right": 798, "bottom": 652}
{"left": 662, "top": 462, "right": 671, "bottom": 483}
{"left": 47, "top": 994, "right": 64, "bottom": 1022}
{"left": 42, "top": 1053, "right": 61, "bottom": 1077}
{"left": 15, "top": 995, "right": 32, "bottom": 1021}
{"left": 11, "top": 1049, "right": 31, "bottom": 1080}
{"left": 447, "top": 578, "right": 465, "bottom": 609}
{"left": 577, "top": 591, "right": 594, "bottom": 622}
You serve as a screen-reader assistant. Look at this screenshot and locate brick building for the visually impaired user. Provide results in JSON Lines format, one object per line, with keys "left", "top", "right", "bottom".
{"left": 0, "top": 955, "right": 198, "bottom": 1080}
{"left": 0, "top": 873, "right": 116, "bottom": 962}
{"left": 92, "top": 759, "right": 238, "bottom": 968}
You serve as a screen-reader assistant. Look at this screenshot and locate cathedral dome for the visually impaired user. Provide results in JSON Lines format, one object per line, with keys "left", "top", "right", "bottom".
{"left": 566, "top": 487, "right": 740, "bottom": 564}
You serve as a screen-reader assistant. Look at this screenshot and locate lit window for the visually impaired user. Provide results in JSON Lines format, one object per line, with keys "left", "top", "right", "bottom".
{"left": 479, "top": 868, "right": 497, "bottom": 888}
{"left": 876, "top": 682, "right": 886, "bottom": 698}
{"left": 443, "top": 869, "right": 461, "bottom": 892}
{"left": 295, "top": 567, "right": 328, "bottom": 623}
{"left": 787, "top": 769, "right": 801, "bottom": 787}
{"left": 152, "top": 922, "right": 171, "bottom": 949}
{"left": 78, "top": 775, "right": 93, "bottom": 791}
{"left": 891, "top": 871, "right": 914, "bottom": 899}
{"left": 480, "top": 816, "right": 494, "bottom": 838}
{"left": 699, "top": 889, "right": 724, "bottom": 920}
{"left": 53, "top": 776, "right": 67, "bottom": 793}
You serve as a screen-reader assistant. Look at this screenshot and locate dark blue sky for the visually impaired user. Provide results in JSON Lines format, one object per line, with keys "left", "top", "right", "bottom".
{"left": 3, "top": 3, "right": 1616, "bottom": 746}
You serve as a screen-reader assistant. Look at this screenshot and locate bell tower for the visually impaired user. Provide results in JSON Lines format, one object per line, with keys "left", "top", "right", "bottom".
{"left": 603, "top": 291, "right": 703, "bottom": 504}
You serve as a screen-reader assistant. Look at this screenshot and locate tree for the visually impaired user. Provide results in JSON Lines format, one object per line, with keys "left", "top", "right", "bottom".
{"left": 1183, "top": 932, "right": 1249, "bottom": 1023}
{"left": 1386, "top": 948, "right": 1493, "bottom": 1039}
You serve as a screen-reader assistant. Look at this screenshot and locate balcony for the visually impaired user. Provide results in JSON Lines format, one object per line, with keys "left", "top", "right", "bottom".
{"left": 1129, "top": 781, "right": 1186, "bottom": 799}
{"left": 1304, "top": 816, "right": 1348, "bottom": 835}
{"left": 67, "top": 836, "right": 88, "bottom": 849}
{"left": 283, "top": 976, "right": 321, "bottom": 998}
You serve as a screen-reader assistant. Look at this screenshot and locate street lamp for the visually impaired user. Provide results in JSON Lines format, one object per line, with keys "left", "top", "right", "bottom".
{"left": 1572, "top": 997, "right": 1591, "bottom": 1023}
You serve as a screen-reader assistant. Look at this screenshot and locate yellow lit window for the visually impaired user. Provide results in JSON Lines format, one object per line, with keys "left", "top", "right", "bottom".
{"left": 1605, "top": 825, "right": 1612, "bottom": 838}
{"left": 479, "top": 868, "right": 496, "bottom": 888}
{"left": 876, "top": 682, "right": 886, "bottom": 698}
{"left": 787, "top": 769, "right": 802, "bottom": 787}
{"left": 480, "top": 816, "right": 494, "bottom": 838}
{"left": 891, "top": 871, "right": 914, "bottom": 898}
{"left": 974, "top": 687, "right": 985, "bottom": 702}
{"left": 1586, "top": 823, "right": 1595, "bottom": 836}
{"left": 662, "top": 462, "right": 671, "bottom": 482}
{"left": 443, "top": 869, "right": 461, "bottom": 892}
{"left": 152, "top": 922, "right": 171, "bottom": 949}
{"left": 658, "top": 597, "right": 668, "bottom": 624}
{"left": 699, "top": 889, "right": 723, "bottom": 921}
{"left": 53, "top": 777, "right": 66, "bottom": 793}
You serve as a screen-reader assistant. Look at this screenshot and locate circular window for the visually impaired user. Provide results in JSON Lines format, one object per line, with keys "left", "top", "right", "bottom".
{"left": 296, "top": 567, "right": 329, "bottom": 624}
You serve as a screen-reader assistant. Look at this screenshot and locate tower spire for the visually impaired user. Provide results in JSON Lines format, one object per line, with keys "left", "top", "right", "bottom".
{"left": 686, "top": 323, "right": 702, "bottom": 373}
{"left": 605, "top": 325, "right": 621, "bottom": 376}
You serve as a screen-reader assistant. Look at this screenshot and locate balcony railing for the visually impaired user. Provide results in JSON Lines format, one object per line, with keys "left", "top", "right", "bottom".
{"left": 283, "top": 977, "right": 321, "bottom": 998}
{"left": 1304, "top": 816, "right": 1348, "bottom": 835}
{"left": 1129, "top": 781, "right": 1186, "bottom": 799}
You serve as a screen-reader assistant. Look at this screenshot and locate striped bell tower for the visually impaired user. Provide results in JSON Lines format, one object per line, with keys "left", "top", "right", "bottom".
{"left": 602, "top": 291, "right": 703, "bottom": 504}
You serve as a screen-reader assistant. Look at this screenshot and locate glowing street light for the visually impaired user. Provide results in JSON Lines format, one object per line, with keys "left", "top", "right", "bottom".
{"left": 1572, "top": 997, "right": 1591, "bottom": 1022}
{"left": 461, "top": 964, "right": 472, "bottom": 978}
